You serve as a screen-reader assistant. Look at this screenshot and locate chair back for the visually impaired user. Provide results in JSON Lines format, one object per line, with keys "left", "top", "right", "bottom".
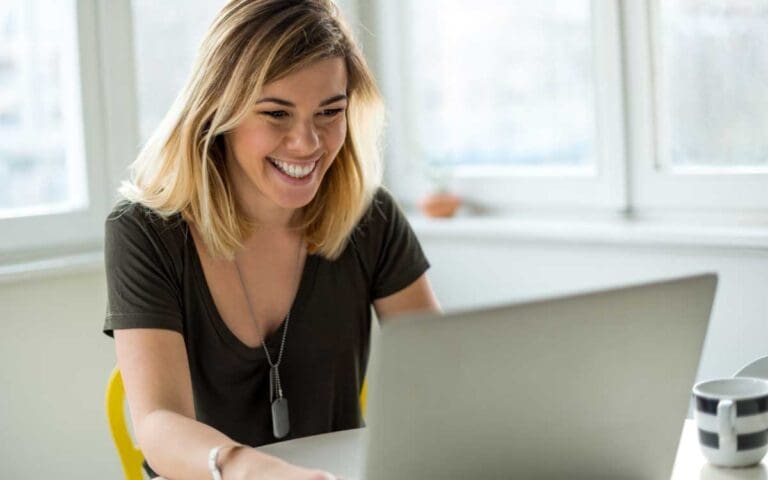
{"left": 105, "top": 366, "right": 145, "bottom": 480}
{"left": 361, "top": 379, "right": 367, "bottom": 416}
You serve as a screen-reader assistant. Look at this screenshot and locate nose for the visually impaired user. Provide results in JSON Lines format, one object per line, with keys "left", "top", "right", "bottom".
{"left": 284, "top": 118, "right": 320, "bottom": 155}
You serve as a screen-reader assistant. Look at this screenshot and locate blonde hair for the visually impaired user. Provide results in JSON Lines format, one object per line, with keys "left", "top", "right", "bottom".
{"left": 119, "top": 0, "right": 384, "bottom": 260}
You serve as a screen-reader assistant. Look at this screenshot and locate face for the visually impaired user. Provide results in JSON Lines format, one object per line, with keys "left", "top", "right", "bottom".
{"left": 226, "top": 57, "right": 349, "bottom": 221}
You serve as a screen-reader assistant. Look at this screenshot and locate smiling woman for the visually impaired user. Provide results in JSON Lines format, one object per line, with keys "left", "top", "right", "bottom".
{"left": 103, "top": 1, "right": 440, "bottom": 479}
{"left": 121, "top": 0, "right": 384, "bottom": 261}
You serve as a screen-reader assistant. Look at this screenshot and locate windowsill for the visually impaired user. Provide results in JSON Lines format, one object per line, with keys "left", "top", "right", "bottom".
{"left": 0, "top": 251, "right": 104, "bottom": 285}
{"left": 408, "top": 213, "right": 768, "bottom": 252}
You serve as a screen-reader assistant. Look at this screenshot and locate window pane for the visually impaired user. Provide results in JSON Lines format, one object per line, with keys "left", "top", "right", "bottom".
{"left": 131, "top": 0, "right": 227, "bottom": 144}
{"left": 406, "top": 0, "right": 595, "bottom": 169}
{"left": 0, "top": 0, "right": 86, "bottom": 218}
{"left": 658, "top": 0, "right": 768, "bottom": 169}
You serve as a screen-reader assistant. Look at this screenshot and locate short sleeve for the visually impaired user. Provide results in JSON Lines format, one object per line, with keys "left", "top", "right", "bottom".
{"left": 362, "top": 188, "right": 431, "bottom": 300}
{"left": 103, "top": 203, "right": 184, "bottom": 337}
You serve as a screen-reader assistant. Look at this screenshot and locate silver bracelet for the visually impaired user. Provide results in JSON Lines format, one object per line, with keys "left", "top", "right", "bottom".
{"left": 208, "top": 446, "right": 224, "bottom": 480}
{"left": 208, "top": 445, "right": 241, "bottom": 480}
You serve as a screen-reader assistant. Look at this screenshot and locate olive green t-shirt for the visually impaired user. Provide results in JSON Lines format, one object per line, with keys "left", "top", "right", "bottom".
{"left": 103, "top": 187, "right": 429, "bottom": 476}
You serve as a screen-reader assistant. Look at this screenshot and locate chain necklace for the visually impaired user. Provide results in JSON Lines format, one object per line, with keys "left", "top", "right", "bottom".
{"left": 233, "top": 235, "right": 304, "bottom": 439}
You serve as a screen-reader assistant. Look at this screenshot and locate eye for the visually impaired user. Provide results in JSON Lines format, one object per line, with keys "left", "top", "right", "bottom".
{"left": 261, "top": 111, "right": 289, "bottom": 119}
{"left": 318, "top": 108, "right": 345, "bottom": 118}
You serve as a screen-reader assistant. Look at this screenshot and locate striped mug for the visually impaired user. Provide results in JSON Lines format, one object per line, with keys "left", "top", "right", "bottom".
{"left": 693, "top": 377, "right": 768, "bottom": 467}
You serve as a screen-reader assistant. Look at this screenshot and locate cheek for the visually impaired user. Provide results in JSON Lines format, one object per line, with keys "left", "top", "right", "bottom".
{"left": 325, "top": 119, "right": 347, "bottom": 152}
{"left": 232, "top": 123, "right": 280, "bottom": 159}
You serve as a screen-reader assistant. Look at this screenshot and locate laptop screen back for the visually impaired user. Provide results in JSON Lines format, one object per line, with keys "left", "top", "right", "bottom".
{"left": 364, "top": 274, "right": 717, "bottom": 479}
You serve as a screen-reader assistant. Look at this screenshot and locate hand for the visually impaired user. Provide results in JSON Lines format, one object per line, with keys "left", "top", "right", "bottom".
{"left": 224, "top": 447, "right": 342, "bottom": 480}
{"left": 260, "top": 461, "right": 342, "bottom": 480}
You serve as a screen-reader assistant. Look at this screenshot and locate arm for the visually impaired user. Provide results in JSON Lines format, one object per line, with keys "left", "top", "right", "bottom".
{"left": 115, "top": 329, "right": 336, "bottom": 480}
{"left": 373, "top": 273, "right": 441, "bottom": 322}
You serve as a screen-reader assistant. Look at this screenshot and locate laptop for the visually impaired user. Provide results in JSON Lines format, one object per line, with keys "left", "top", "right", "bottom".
{"left": 362, "top": 273, "right": 718, "bottom": 479}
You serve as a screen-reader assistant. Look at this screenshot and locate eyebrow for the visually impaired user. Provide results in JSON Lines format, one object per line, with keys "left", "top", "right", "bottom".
{"left": 255, "top": 94, "right": 348, "bottom": 108}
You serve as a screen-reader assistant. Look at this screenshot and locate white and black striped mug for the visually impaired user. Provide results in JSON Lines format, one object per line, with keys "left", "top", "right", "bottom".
{"left": 693, "top": 377, "right": 768, "bottom": 467}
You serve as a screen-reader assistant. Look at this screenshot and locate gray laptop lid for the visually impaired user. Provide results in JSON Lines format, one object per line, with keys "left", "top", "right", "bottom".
{"left": 363, "top": 273, "right": 717, "bottom": 480}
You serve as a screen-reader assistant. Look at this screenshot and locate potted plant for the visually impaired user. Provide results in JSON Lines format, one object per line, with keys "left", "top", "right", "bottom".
{"left": 418, "top": 163, "right": 462, "bottom": 218}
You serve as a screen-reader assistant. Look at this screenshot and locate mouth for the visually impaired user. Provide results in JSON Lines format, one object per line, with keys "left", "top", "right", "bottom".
{"left": 267, "top": 156, "right": 320, "bottom": 180}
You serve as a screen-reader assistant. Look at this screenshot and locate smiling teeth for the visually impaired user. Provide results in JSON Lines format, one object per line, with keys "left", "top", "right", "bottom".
{"left": 270, "top": 158, "right": 316, "bottom": 178}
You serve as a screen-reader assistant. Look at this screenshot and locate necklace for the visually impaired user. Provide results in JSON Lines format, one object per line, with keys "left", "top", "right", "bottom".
{"left": 233, "top": 236, "right": 304, "bottom": 439}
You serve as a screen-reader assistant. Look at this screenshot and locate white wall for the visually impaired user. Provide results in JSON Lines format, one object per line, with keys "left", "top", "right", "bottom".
{"left": 1, "top": 225, "right": 766, "bottom": 478}
{"left": 415, "top": 224, "right": 768, "bottom": 382}
{"left": 0, "top": 268, "right": 121, "bottom": 479}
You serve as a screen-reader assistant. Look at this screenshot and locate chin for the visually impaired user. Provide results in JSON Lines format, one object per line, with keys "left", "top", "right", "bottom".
{"left": 273, "top": 183, "right": 322, "bottom": 210}
{"left": 277, "top": 195, "right": 315, "bottom": 210}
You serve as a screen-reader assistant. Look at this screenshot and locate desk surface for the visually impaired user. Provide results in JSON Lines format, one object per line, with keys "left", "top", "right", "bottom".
{"left": 257, "top": 420, "right": 768, "bottom": 479}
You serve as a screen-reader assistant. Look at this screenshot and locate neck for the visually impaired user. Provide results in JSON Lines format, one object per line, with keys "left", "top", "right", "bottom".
{"left": 240, "top": 194, "right": 299, "bottom": 230}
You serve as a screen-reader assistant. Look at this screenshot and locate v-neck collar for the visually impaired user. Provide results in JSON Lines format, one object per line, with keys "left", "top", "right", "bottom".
{"left": 185, "top": 223, "right": 319, "bottom": 361}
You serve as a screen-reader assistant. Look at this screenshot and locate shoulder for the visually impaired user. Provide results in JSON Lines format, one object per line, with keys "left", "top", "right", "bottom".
{"left": 348, "top": 185, "right": 413, "bottom": 254}
{"left": 107, "top": 200, "right": 182, "bottom": 231}
{"left": 105, "top": 201, "right": 187, "bottom": 266}
{"left": 347, "top": 186, "right": 430, "bottom": 299}
{"left": 106, "top": 200, "right": 185, "bottom": 239}
{"left": 357, "top": 186, "right": 402, "bottom": 232}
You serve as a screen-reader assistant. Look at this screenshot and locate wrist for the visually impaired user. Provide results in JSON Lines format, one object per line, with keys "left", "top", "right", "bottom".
{"left": 209, "top": 444, "right": 243, "bottom": 480}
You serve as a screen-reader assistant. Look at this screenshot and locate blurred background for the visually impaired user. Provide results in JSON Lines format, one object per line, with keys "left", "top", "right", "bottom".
{"left": 1, "top": 0, "right": 767, "bottom": 477}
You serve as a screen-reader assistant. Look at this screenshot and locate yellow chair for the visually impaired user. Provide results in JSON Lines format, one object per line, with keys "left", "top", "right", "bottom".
{"left": 360, "top": 380, "right": 367, "bottom": 417}
{"left": 105, "top": 366, "right": 145, "bottom": 480}
{"left": 106, "top": 366, "right": 368, "bottom": 479}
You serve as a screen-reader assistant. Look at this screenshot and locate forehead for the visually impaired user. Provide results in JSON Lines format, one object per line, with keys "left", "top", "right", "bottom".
{"left": 260, "top": 57, "right": 348, "bottom": 103}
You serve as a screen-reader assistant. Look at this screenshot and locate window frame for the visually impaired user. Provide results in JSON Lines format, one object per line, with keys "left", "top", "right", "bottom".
{"left": 368, "top": 0, "right": 628, "bottom": 211}
{"left": 366, "top": 0, "right": 768, "bottom": 216}
{"left": 625, "top": 0, "right": 768, "bottom": 213}
{"left": 0, "top": 0, "right": 139, "bottom": 261}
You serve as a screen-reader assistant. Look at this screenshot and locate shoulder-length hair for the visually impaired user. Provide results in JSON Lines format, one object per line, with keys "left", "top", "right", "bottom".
{"left": 119, "top": 0, "right": 384, "bottom": 260}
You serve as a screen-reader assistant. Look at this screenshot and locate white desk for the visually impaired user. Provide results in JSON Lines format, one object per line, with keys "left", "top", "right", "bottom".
{"left": 258, "top": 420, "right": 768, "bottom": 479}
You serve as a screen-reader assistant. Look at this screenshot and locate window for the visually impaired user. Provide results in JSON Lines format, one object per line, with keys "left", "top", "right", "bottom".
{"left": 406, "top": 0, "right": 596, "bottom": 172}
{"left": 0, "top": 0, "right": 87, "bottom": 219}
{"left": 5, "top": 0, "right": 765, "bottom": 263}
{"left": 1, "top": 0, "right": 358, "bottom": 261}
{"left": 131, "top": 0, "right": 226, "bottom": 144}
{"left": 0, "top": 0, "right": 116, "bottom": 257}
{"left": 657, "top": 0, "right": 768, "bottom": 171}
{"left": 370, "top": 0, "right": 626, "bottom": 209}
{"left": 370, "top": 0, "right": 768, "bottom": 213}
{"left": 628, "top": 0, "right": 768, "bottom": 210}
{"left": 0, "top": 0, "right": 142, "bottom": 258}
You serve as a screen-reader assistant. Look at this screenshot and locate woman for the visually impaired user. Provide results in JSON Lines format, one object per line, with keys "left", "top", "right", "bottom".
{"left": 103, "top": 0, "right": 440, "bottom": 478}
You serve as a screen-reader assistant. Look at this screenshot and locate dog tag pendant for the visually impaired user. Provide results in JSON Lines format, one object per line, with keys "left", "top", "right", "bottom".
{"left": 271, "top": 396, "right": 290, "bottom": 439}
{"left": 269, "top": 366, "right": 290, "bottom": 439}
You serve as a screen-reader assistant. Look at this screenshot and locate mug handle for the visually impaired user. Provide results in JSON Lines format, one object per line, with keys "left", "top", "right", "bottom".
{"left": 717, "top": 399, "right": 737, "bottom": 451}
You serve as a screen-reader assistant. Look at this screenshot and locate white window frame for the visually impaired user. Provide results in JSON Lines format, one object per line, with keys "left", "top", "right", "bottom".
{"left": 0, "top": 0, "right": 139, "bottom": 261}
{"left": 364, "top": 0, "right": 768, "bottom": 216}
{"left": 625, "top": 0, "right": 768, "bottom": 213}
{"left": 366, "top": 0, "right": 628, "bottom": 211}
